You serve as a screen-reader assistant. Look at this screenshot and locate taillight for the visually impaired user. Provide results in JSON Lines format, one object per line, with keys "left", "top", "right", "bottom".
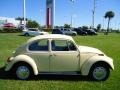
{"left": 7, "top": 57, "right": 11, "bottom": 62}
{"left": 98, "top": 54, "right": 104, "bottom": 56}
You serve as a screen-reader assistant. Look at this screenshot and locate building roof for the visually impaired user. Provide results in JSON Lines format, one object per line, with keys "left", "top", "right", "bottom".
{"left": 27, "top": 34, "right": 74, "bottom": 43}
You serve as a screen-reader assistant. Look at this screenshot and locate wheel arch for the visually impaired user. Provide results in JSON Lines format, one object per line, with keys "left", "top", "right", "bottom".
{"left": 7, "top": 55, "right": 38, "bottom": 75}
{"left": 80, "top": 56, "right": 114, "bottom": 76}
{"left": 24, "top": 33, "right": 29, "bottom": 36}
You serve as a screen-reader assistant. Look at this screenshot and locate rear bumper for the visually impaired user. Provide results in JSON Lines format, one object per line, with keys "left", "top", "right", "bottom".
{"left": 5, "top": 57, "right": 14, "bottom": 71}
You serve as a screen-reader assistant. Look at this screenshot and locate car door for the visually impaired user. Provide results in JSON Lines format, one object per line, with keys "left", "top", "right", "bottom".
{"left": 60, "top": 29, "right": 65, "bottom": 34}
{"left": 26, "top": 39, "right": 50, "bottom": 72}
{"left": 34, "top": 29, "right": 40, "bottom": 36}
{"left": 32, "top": 29, "right": 39, "bottom": 36}
{"left": 67, "top": 29, "right": 72, "bottom": 35}
{"left": 50, "top": 39, "right": 80, "bottom": 72}
{"left": 63, "top": 29, "right": 68, "bottom": 35}
{"left": 28, "top": 29, "right": 34, "bottom": 36}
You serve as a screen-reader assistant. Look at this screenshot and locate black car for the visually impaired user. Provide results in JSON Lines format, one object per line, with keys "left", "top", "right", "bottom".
{"left": 83, "top": 29, "right": 97, "bottom": 35}
{"left": 52, "top": 29, "right": 63, "bottom": 34}
{"left": 73, "top": 28, "right": 87, "bottom": 35}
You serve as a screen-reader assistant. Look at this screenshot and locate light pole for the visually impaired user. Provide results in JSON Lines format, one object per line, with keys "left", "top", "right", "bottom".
{"left": 70, "top": 0, "right": 75, "bottom": 28}
{"left": 52, "top": 0, "right": 55, "bottom": 29}
{"left": 71, "top": 15, "right": 73, "bottom": 28}
{"left": 92, "top": 0, "right": 96, "bottom": 28}
{"left": 102, "top": 16, "right": 104, "bottom": 29}
{"left": 23, "top": 0, "right": 26, "bottom": 30}
{"left": 71, "top": 14, "right": 76, "bottom": 28}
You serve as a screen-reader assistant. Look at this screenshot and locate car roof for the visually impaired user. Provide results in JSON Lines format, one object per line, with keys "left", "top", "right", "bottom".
{"left": 27, "top": 34, "right": 74, "bottom": 43}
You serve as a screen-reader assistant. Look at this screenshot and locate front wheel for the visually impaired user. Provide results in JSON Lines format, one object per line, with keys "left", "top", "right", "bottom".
{"left": 89, "top": 64, "right": 110, "bottom": 81}
{"left": 15, "top": 63, "right": 33, "bottom": 80}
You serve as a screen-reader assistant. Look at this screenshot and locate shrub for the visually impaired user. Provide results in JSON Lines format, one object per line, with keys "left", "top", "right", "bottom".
{"left": 0, "top": 28, "right": 22, "bottom": 33}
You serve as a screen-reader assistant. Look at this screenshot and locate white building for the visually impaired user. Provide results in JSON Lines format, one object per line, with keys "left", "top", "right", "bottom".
{"left": 0, "top": 17, "right": 20, "bottom": 28}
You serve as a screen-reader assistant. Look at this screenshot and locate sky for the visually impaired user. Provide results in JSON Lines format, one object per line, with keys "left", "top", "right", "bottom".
{"left": 0, "top": 0, "right": 120, "bottom": 29}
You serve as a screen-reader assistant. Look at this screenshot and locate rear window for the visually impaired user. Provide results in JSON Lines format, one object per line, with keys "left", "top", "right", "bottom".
{"left": 29, "top": 29, "right": 38, "bottom": 31}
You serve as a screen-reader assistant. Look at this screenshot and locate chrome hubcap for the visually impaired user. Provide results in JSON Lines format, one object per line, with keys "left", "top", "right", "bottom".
{"left": 16, "top": 66, "right": 30, "bottom": 80}
{"left": 93, "top": 66, "right": 107, "bottom": 80}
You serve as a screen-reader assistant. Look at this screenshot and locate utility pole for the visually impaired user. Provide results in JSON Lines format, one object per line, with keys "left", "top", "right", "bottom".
{"left": 70, "top": 0, "right": 75, "bottom": 28}
{"left": 53, "top": 0, "right": 55, "bottom": 29}
{"left": 71, "top": 15, "right": 73, "bottom": 28}
{"left": 92, "top": 0, "right": 96, "bottom": 28}
{"left": 102, "top": 16, "right": 104, "bottom": 29}
{"left": 23, "top": 0, "right": 26, "bottom": 30}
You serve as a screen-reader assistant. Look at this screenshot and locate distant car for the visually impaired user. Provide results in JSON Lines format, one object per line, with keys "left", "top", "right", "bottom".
{"left": 5, "top": 34, "right": 114, "bottom": 81}
{"left": 4, "top": 23, "right": 15, "bottom": 28}
{"left": 73, "top": 28, "right": 87, "bottom": 35}
{"left": 52, "top": 28, "right": 77, "bottom": 36}
{"left": 22, "top": 28, "right": 49, "bottom": 36}
{"left": 52, "top": 29, "right": 63, "bottom": 34}
{"left": 60, "top": 28, "right": 77, "bottom": 36}
{"left": 83, "top": 29, "right": 97, "bottom": 35}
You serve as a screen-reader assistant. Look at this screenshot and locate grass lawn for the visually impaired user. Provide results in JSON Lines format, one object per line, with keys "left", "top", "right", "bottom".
{"left": 0, "top": 33, "right": 120, "bottom": 90}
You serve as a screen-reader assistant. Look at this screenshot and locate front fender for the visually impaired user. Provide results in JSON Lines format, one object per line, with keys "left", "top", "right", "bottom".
{"left": 80, "top": 55, "right": 114, "bottom": 75}
{"left": 5, "top": 55, "right": 38, "bottom": 75}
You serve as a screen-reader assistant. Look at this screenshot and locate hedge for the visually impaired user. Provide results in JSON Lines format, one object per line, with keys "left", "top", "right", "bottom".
{"left": 0, "top": 28, "right": 22, "bottom": 33}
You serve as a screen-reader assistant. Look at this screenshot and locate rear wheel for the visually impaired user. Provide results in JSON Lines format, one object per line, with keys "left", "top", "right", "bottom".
{"left": 24, "top": 33, "right": 29, "bottom": 36}
{"left": 89, "top": 63, "right": 110, "bottom": 81}
{"left": 72, "top": 33, "right": 76, "bottom": 36}
{"left": 14, "top": 63, "right": 33, "bottom": 80}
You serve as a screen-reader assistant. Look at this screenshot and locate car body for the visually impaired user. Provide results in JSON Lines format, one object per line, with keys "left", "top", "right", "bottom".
{"left": 72, "top": 28, "right": 87, "bottom": 35}
{"left": 5, "top": 34, "right": 114, "bottom": 81}
{"left": 52, "top": 29, "right": 63, "bottom": 34}
{"left": 83, "top": 29, "right": 97, "bottom": 35}
{"left": 22, "top": 28, "right": 49, "bottom": 36}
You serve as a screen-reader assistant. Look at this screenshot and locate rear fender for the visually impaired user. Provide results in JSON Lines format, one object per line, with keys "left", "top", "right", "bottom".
{"left": 5, "top": 55, "right": 38, "bottom": 75}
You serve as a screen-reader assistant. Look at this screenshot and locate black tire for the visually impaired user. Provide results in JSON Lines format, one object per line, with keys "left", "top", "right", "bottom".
{"left": 14, "top": 62, "right": 33, "bottom": 80}
{"left": 82, "top": 34, "right": 87, "bottom": 36}
{"left": 24, "top": 33, "right": 29, "bottom": 36}
{"left": 89, "top": 63, "right": 110, "bottom": 81}
{"left": 72, "top": 33, "right": 76, "bottom": 36}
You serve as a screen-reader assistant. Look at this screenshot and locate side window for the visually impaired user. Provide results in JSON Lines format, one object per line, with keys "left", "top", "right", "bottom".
{"left": 64, "top": 29, "right": 67, "bottom": 31}
{"left": 67, "top": 41, "right": 77, "bottom": 51}
{"left": 68, "top": 29, "right": 70, "bottom": 31}
{"left": 29, "top": 29, "right": 38, "bottom": 31}
{"left": 51, "top": 40, "right": 69, "bottom": 51}
{"left": 29, "top": 39, "right": 48, "bottom": 51}
{"left": 61, "top": 29, "right": 63, "bottom": 31}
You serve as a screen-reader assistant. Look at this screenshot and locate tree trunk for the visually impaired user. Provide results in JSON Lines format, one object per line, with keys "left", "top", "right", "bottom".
{"left": 105, "top": 18, "right": 110, "bottom": 35}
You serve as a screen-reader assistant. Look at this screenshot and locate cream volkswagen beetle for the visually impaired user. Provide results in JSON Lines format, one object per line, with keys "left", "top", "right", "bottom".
{"left": 5, "top": 34, "right": 114, "bottom": 81}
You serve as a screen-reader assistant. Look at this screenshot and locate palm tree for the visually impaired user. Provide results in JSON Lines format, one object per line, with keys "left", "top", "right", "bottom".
{"left": 15, "top": 17, "right": 23, "bottom": 24}
{"left": 104, "top": 11, "right": 115, "bottom": 35}
{"left": 15, "top": 17, "right": 28, "bottom": 24}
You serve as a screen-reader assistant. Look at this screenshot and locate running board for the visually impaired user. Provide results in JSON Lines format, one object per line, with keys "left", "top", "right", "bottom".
{"left": 38, "top": 72, "right": 81, "bottom": 75}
